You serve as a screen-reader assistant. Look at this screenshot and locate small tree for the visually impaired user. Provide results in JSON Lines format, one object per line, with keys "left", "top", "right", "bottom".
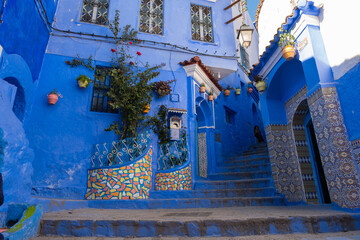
{"left": 278, "top": 28, "right": 295, "bottom": 48}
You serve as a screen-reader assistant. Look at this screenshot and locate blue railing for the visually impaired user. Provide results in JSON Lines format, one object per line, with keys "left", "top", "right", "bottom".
{"left": 90, "top": 131, "right": 151, "bottom": 168}
{"left": 158, "top": 136, "right": 188, "bottom": 171}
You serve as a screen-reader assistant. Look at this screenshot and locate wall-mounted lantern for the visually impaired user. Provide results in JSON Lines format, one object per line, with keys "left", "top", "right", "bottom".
{"left": 237, "top": 24, "right": 254, "bottom": 48}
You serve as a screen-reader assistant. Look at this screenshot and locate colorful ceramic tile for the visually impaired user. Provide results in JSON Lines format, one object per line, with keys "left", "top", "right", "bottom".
{"left": 155, "top": 164, "right": 192, "bottom": 191}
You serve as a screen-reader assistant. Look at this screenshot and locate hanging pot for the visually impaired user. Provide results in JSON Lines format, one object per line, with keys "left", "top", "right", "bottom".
{"left": 282, "top": 45, "right": 296, "bottom": 61}
{"left": 200, "top": 86, "right": 206, "bottom": 93}
{"left": 208, "top": 95, "right": 214, "bottom": 101}
{"left": 255, "top": 80, "right": 267, "bottom": 93}
{"left": 77, "top": 80, "right": 89, "bottom": 88}
{"left": 47, "top": 94, "right": 59, "bottom": 105}
{"left": 224, "top": 89, "right": 230, "bottom": 96}
{"left": 235, "top": 88, "right": 241, "bottom": 95}
{"left": 247, "top": 87, "right": 253, "bottom": 94}
{"left": 143, "top": 104, "right": 150, "bottom": 114}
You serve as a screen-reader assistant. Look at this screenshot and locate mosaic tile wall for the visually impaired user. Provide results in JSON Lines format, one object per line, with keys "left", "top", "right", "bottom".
{"left": 198, "top": 132, "right": 208, "bottom": 178}
{"left": 351, "top": 139, "right": 360, "bottom": 165}
{"left": 308, "top": 87, "right": 360, "bottom": 209}
{"left": 266, "top": 124, "right": 306, "bottom": 202}
{"left": 155, "top": 164, "right": 192, "bottom": 191}
{"left": 85, "top": 147, "right": 152, "bottom": 200}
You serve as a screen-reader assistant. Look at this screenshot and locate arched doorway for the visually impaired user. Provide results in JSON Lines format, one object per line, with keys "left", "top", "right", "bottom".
{"left": 292, "top": 100, "right": 331, "bottom": 204}
{"left": 3, "top": 77, "right": 25, "bottom": 122}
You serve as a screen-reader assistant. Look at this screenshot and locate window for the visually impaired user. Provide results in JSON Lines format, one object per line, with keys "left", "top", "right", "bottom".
{"left": 191, "top": 4, "right": 213, "bottom": 42}
{"left": 90, "top": 67, "right": 117, "bottom": 113}
{"left": 80, "top": 0, "right": 109, "bottom": 25}
{"left": 225, "top": 107, "right": 236, "bottom": 125}
{"left": 139, "top": 0, "right": 164, "bottom": 35}
{"left": 240, "top": 45, "right": 250, "bottom": 69}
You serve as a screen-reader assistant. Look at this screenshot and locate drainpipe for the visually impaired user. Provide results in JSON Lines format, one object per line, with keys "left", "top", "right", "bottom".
{"left": 0, "top": 0, "right": 7, "bottom": 24}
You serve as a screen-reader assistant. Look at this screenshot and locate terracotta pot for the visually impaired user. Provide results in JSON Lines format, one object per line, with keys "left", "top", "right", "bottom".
{"left": 47, "top": 94, "right": 59, "bottom": 105}
{"left": 143, "top": 104, "right": 150, "bottom": 114}
{"left": 224, "top": 89, "right": 230, "bottom": 96}
{"left": 255, "top": 80, "right": 267, "bottom": 93}
{"left": 247, "top": 87, "right": 253, "bottom": 94}
{"left": 282, "top": 45, "right": 296, "bottom": 61}
{"left": 208, "top": 95, "right": 214, "bottom": 101}
{"left": 77, "top": 80, "right": 89, "bottom": 88}
{"left": 235, "top": 88, "right": 241, "bottom": 95}
{"left": 200, "top": 86, "right": 206, "bottom": 93}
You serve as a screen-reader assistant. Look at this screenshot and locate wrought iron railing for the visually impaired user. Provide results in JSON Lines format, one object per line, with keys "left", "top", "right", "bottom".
{"left": 90, "top": 131, "right": 151, "bottom": 168}
{"left": 158, "top": 136, "right": 188, "bottom": 171}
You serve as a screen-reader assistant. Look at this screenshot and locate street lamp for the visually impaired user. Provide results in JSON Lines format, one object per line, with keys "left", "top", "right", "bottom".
{"left": 237, "top": 24, "right": 254, "bottom": 48}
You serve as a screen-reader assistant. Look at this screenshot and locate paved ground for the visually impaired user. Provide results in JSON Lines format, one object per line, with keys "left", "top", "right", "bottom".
{"left": 40, "top": 205, "right": 359, "bottom": 221}
{"left": 31, "top": 231, "right": 360, "bottom": 239}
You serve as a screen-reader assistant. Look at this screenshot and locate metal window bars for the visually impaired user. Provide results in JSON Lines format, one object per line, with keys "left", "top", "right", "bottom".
{"left": 158, "top": 135, "right": 188, "bottom": 170}
{"left": 191, "top": 4, "right": 213, "bottom": 42}
{"left": 139, "top": 0, "right": 164, "bottom": 35}
{"left": 90, "top": 131, "right": 151, "bottom": 168}
{"left": 81, "top": 0, "right": 109, "bottom": 25}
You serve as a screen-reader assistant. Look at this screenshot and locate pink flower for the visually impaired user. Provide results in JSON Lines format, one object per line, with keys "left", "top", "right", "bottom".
{"left": 129, "top": 41, "right": 133, "bottom": 45}
{"left": 111, "top": 49, "right": 116, "bottom": 52}
{"left": 130, "top": 61, "right": 134, "bottom": 65}
{"left": 136, "top": 51, "right": 141, "bottom": 56}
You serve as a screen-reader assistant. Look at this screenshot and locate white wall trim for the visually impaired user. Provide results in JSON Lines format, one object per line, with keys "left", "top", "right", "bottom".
{"left": 183, "top": 63, "right": 221, "bottom": 98}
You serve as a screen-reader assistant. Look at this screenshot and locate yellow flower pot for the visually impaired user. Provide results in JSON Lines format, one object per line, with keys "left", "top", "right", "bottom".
{"left": 282, "top": 45, "right": 296, "bottom": 61}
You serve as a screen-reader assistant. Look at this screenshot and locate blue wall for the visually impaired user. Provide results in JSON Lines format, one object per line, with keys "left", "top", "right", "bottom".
{"left": 0, "top": 0, "right": 57, "bottom": 81}
{"left": 337, "top": 61, "right": 360, "bottom": 141}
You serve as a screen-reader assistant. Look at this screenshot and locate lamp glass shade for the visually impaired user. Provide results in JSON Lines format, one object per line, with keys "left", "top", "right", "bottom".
{"left": 238, "top": 24, "right": 254, "bottom": 48}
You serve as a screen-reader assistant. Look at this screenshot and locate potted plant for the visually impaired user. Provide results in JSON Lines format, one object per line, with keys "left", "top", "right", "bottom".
{"left": 224, "top": 86, "right": 232, "bottom": 96}
{"left": 77, "top": 75, "right": 91, "bottom": 88}
{"left": 152, "top": 80, "right": 175, "bottom": 98}
{"left": 47, "top": 89, "right": 62, "bottom": 105}
{"left": 278, "top": 28, "right": 296, "bottom": 61}
{"left": 200, "top": 83, "right": 206, "bottom": 93}
{"left": 208, "top": 92, "right": 214, "bottom": 101}
{"left": 254, "top": 75, "right": 267, "bottom": 93}
{"left": 235, "top": 87, "right": 241, "bottom": 95}
{"left": 247, "top": 84, "right": 253, "bottom": 94}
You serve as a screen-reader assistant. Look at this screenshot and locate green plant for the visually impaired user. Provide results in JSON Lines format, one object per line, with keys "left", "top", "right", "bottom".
{"left": 209, "top": 91, "right": 213, "bottom": 96}
{"left": 201, "top": 83, "right": 205, "bottom": 87}
{"left": 48, "top": 88, "right": 62, "bottom": 97}
{"left": 152, "top": 80, "right": 175, "bottom": 98}
{"left": 147, "top": 105, "right": 171, "bottom": 144}
{"left": 66, "top": 11, "right": 161, "bottom": 139}
{"left": 77, "top": 75, "right": 91, "bottom": 86}
{"left": 278, "top": 29, "right": 295, "bottom": 47}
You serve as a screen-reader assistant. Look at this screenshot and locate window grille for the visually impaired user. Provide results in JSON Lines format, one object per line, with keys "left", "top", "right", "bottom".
{"left": 81, "top": 0, "right": 109, "bottom": 25}
{"left": 240, "top": 45, "right": 250, "bottom": 69}
{"left": 90, "top": 68, "right": 117, "bottom": 113}
{"left": 139, "top": 0, "right": 164, "bottom": 35}
{"left": 191, "top": 4, "right": 213, "bottom": 42}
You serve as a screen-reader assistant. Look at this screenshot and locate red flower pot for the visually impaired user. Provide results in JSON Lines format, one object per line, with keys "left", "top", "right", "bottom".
{"left": 247, "top": 87, "right": 253, "bottom": 94}
{"left": 47, "top": 94, "right": 59, "bottom": 105}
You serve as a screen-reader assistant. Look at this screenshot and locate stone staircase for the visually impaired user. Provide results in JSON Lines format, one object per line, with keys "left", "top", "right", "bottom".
{"left": 32, "top": 143, "right": 360, "bottom": 238}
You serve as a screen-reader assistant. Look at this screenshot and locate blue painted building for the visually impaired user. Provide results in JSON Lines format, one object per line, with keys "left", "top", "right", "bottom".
{"left": 0, "top": 0, "right": 262, "bottom": 213}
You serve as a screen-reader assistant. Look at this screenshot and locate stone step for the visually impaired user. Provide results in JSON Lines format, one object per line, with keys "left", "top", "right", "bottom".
{"left": 37, "top": 206, "right": 360, "bottom": 238}
{"left": 222, "top": 157, "right": 270, "bottom": 167}
{"left": 33, "top": 195, "right": 284, "bottom": 212}
{"left": 207, "top": 170, "right": 271, "bottom": 180}
{"left": 215, "top": 162, "right": 271, "bottom": 173}
{"left": 194, "top": 178, "right": 272, "bottom": 190}
{"left": 149, "top": 187, "right": 278, "bottom": 199}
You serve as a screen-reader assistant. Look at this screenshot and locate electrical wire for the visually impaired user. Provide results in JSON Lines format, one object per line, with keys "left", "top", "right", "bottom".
{"left": 34, "top": 0, "right": 239, "bottom": 60}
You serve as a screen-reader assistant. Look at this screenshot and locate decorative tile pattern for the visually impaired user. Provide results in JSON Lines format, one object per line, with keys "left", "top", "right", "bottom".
{"left": 155, "top": 164, "right": 192, "bottom": 191}
{"left": 308, "top": 87, "right": 360, "bottom": 209}
{"left": 191, "top": 4, "right": 213, "bottom": 42}
{"left": 351, "top": 139, "right": 360, "bottom": 165}
{"left": 266, "top": 124, "right": 306, "bottom": 202}
{"left": 285, "top": 86, "right": 308, "bottom": 124}
{"left": 85, "top": 147, "right": 152, "bottom": 200}
{"left": 198, "top": 132, "right": 208, "bottom": 178}
{"left": 139, "top": 0, "right": 164, "bottom": 35}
